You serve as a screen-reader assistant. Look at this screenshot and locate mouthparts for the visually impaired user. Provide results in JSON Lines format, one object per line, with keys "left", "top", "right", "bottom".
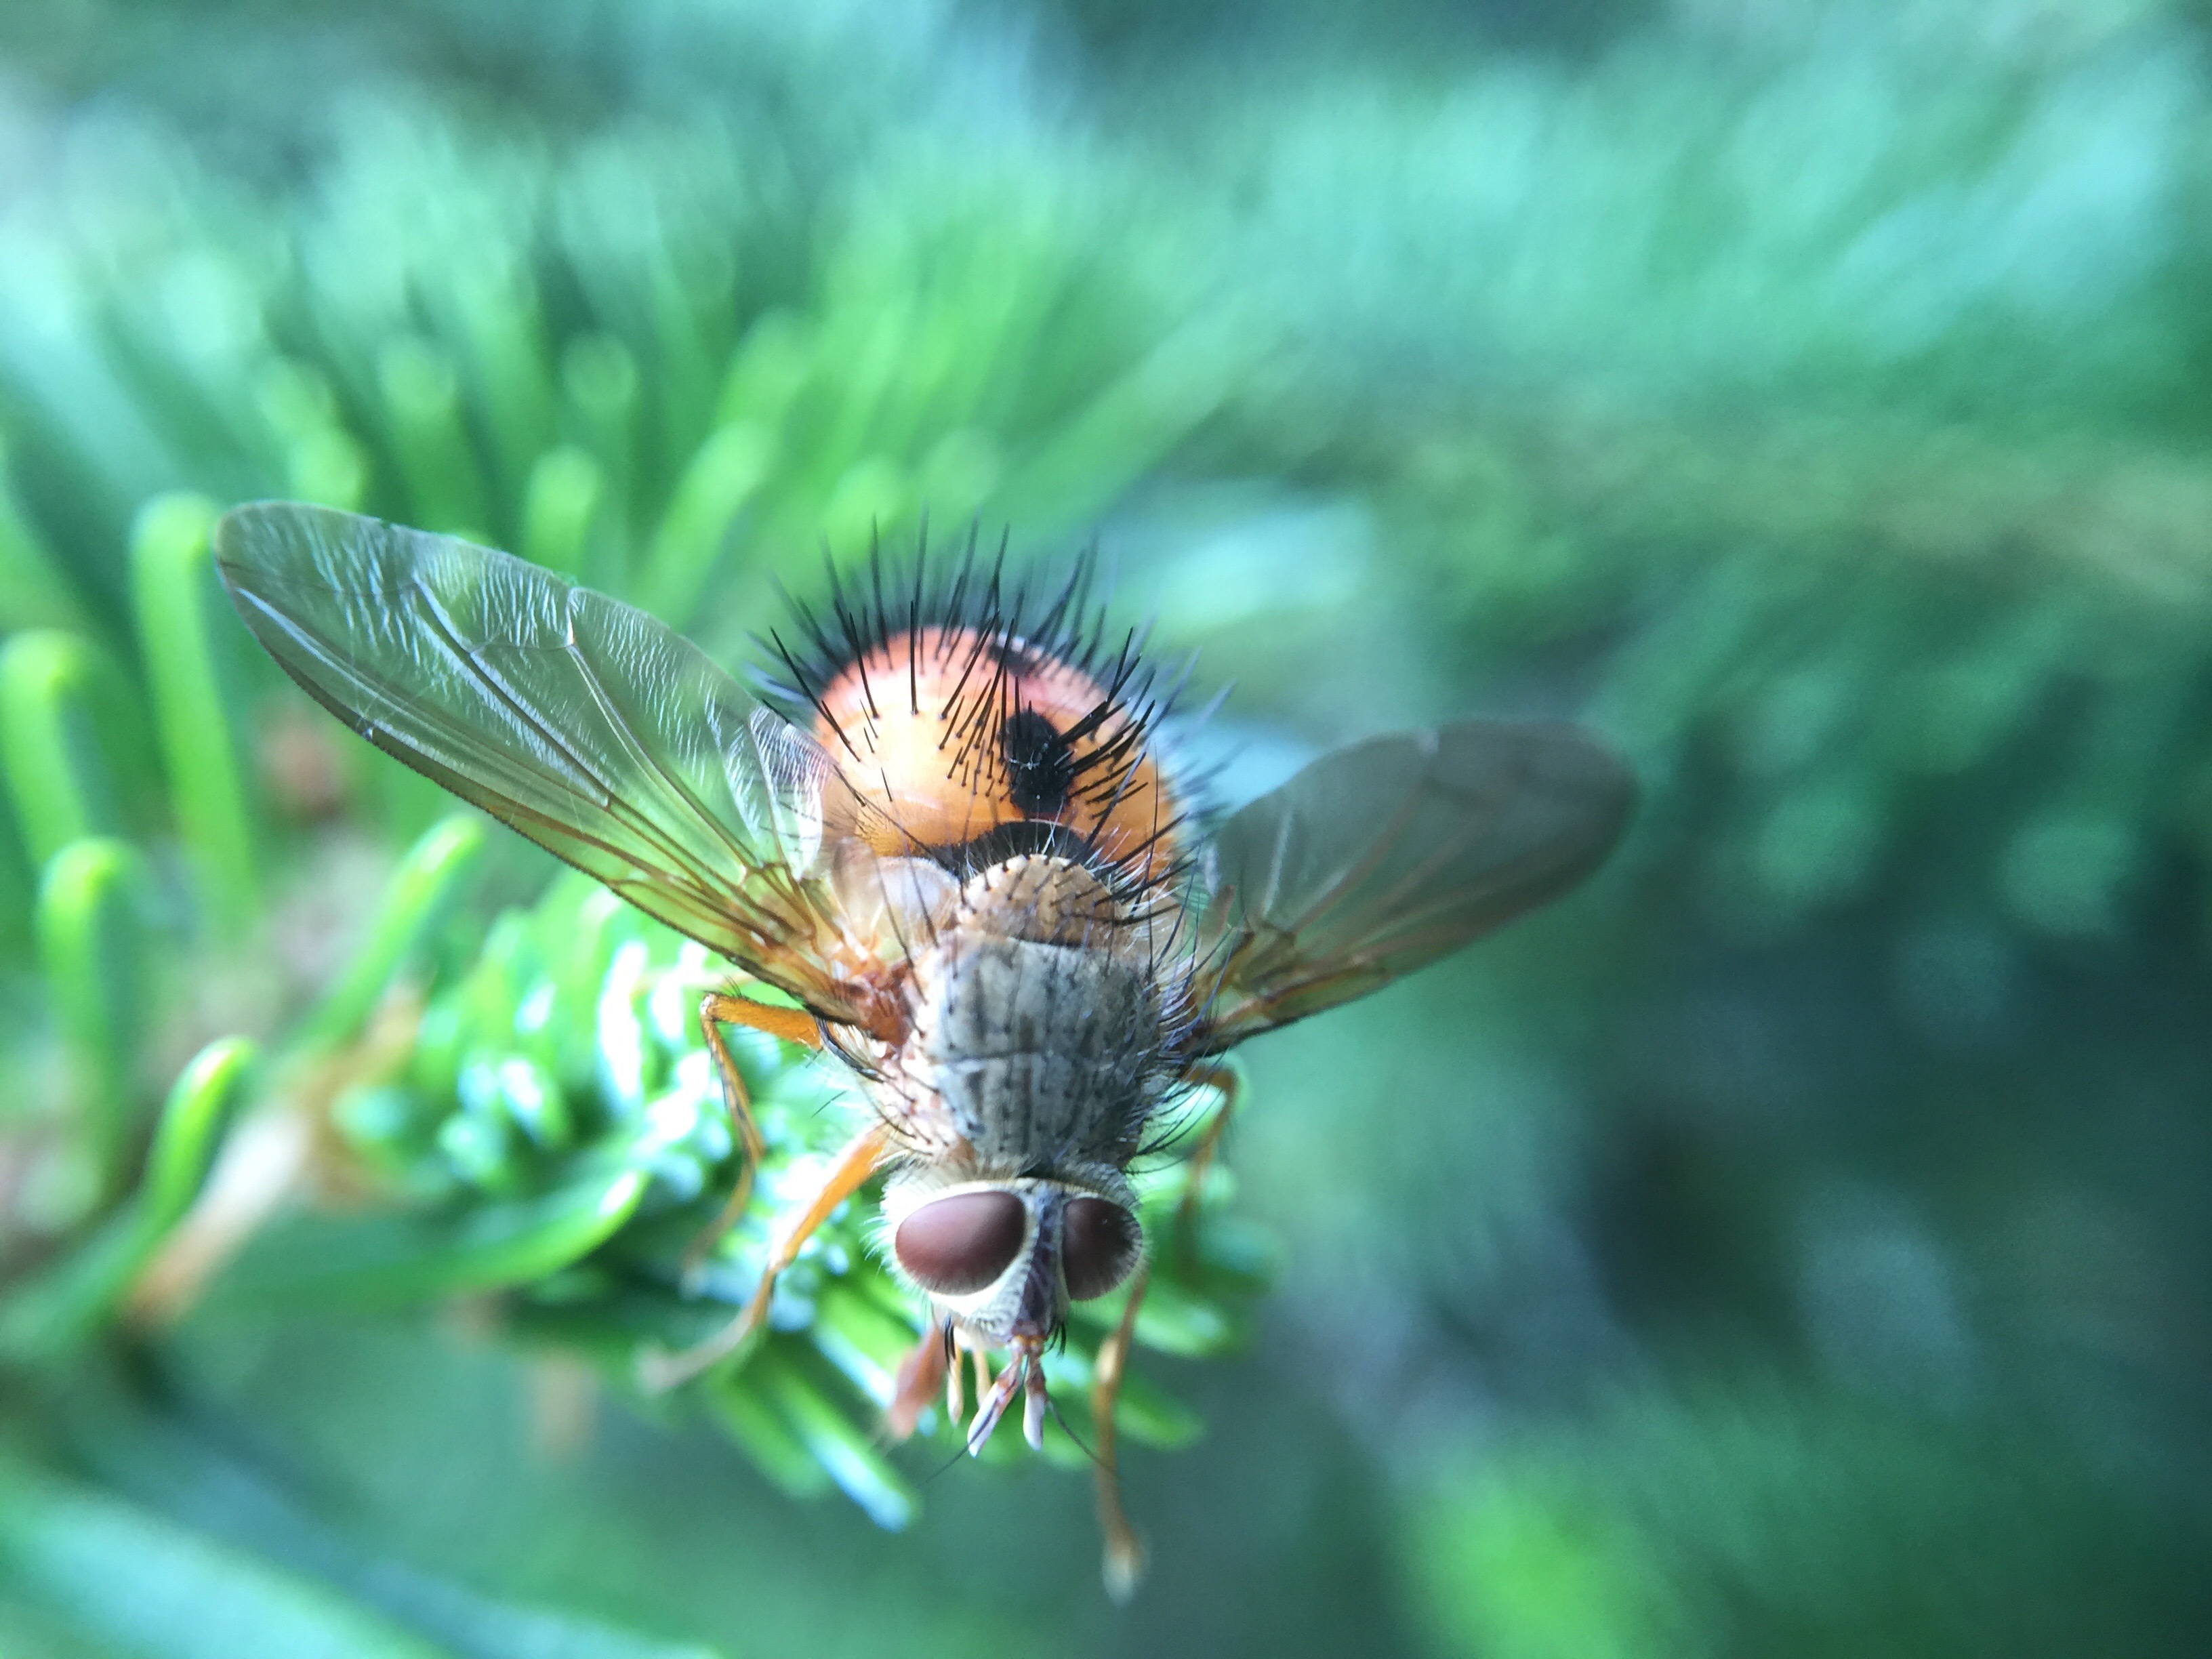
{"left": 966, "top": 1333, "right": 1049, "bottom": 1456}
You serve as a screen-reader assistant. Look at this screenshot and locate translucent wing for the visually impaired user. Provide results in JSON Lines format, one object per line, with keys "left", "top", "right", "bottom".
{"left": 1191, "top": 720, "right": 1633, "bottom": 1050}
{"left": 216, "top": 502, "right": 874, "bottom": 1024}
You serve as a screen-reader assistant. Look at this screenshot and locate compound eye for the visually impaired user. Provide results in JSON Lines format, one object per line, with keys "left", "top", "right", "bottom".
{"left": 1061, "top": 1197, "right": 1141, "bottom": 1300}
{"left": 893, "top": 1191, "right": 1027, "bottom": 1296}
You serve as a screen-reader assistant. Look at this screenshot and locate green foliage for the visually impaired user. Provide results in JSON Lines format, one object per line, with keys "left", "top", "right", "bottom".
{"left": 219, "top": 863, "right": 1256, "bottom": 1506}
{"left": 0, "top": 1451, "right": 723, "bottom": 1659}
{"left": 1, "top": 1, "right": 2209, "bottom": 1654}
{"left": 131, "top": 494, "right": 262, "bottom": 935}
{"left": 0, "top": 1036, "right": 253, "bottom": 1366}
{"left": 1408, "top": 1382, "right": 2212, "bottom": 1659}
{"left": 0, "top": 24, "right": 1272, "bottom": 1639}
{"left": 0, "top": 89, "right": 1237, "bottom": 660}
{"left": 0, "top": 1455, "right": 451, "bottom": 1659}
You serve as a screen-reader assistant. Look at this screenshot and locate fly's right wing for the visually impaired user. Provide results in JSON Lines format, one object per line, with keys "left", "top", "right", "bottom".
{"left": 1190, "top": 720, "right": 1634, "bottom": 1051}
{"left": 216, "top": 502, "right": 878, "bottom": 1027}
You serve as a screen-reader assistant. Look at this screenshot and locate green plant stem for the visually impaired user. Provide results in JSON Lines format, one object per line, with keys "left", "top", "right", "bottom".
{"left": 448, "top": 260, "right": 557, "bottom": 496}
{"left": 0, "top": 632, "right": 123, "bottom": 869}
{"left": 0, "top": 439, "right": 85, "bottom": 634}
{"left": 34, "top": 837, "right": 153, "bottom": 1196}
{"left": 142, "top": 1037, "right": 261, "bottom": 1229}
{"left": 558, "top": 333, "right": 637, "bottom": 567}
{"left": 222, "top": 1161, "right": 649, "bottom": 1306}
{"left": 757, "top": 1353, "right": 918, "bottom": 1530}
{"left": 640, "top": 422, "right": 776, "bottom": 625}
{"left": 256, "top": 359, "right": 370, "bottom": 512}
{"left": 0, "top": 1036, "right": 256, "bottom": 1361}
{"left": 132, "top": 493, "right": 263, "bottom": 934}
{"left": 520, "top": 446, "right": 603, "bottom": 578}
{"left": 378, "top": 337, "right": 491, "bottom": 539}
{"left": 295, "top": 815, "right": 487, "bottom": 1052}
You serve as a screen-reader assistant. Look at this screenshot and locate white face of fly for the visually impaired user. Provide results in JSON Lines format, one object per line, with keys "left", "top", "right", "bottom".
{"left": 876, "top": 1172, "right": 1145, "bottom": 1453}
{"left": 880, "top": 1175, "right": 1145, "bottom": 1344}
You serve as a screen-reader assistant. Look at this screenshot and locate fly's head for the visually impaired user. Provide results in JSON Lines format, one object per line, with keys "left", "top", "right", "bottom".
{"left": 878, "top": 1165, "right": 1145, "bottom": 1451}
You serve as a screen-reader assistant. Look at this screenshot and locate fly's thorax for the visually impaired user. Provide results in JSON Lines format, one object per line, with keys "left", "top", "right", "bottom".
{"left": 955, "top": 854, "right": 1141, "bottom": 949}
{"left": 893, "top": 853, "right": 1191, "bottom": 1174}
{"left": 825, "top": 848, "right": 1183, "bottom": 967}
{"left": 896, "top": 928, "right": 1172, "bottom": 1171}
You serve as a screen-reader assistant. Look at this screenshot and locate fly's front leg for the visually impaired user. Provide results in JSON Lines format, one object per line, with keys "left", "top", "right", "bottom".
{"left": 1091, "top": 1260, "right": 1152, "bottom": 1602}
{"left": 682, "top": 991, "right": 824, "bottom": 1284}
{"left": 1175, "top": 1061, "right": 1242, "bottom": 1251}
{"left": 886, "top": 1317, "right": 951, "bottom": 1440}
{"left": 638, "top": 1121, "right": 887, "bottom": 1393}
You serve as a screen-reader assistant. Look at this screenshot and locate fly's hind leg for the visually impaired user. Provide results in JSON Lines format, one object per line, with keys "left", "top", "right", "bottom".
{"left": 1081, "top": 1059, "right": 1237, "bottom": 1589}
{"left": 1174, "top": 1061, "right": 1242, "bottom": 1254}
{"left": 681, "top": 991, "right": 824, "bottom": 1285}
{"left": 1091, "top": 1261, "right": 1153, "bottom": 1602}
{"left": 639, "top": 1121, "right": 888, "bottom": 1393}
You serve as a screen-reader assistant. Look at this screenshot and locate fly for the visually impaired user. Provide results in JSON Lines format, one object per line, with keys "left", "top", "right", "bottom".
{"left": 214, "top": 503, "right": 1634, "bottom": 1597}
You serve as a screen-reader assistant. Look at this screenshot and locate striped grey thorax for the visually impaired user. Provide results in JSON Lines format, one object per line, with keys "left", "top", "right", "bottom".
{"left": 907, "top": 933, "right": 1163, "bottom": 1173}
{"left": 878, "top": 853, "right": 1187, "bottom": 1189}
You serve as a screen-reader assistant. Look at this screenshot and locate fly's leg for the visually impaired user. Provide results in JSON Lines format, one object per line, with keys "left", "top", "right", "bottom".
{"left": 681, "top": 992, "right": 824, "bottom": 1284}
{"left": 886, "top": 1318, "right": 951, "bottom": 1440}
{"left": 1092, "top": 1260, "right": 1152, "bottom": 1602}
{"left": 638, "top": 1121, "right": 886, "bottom": 1393}
{"left": 946, "top": 1335, "right": 968, "bottom": 1424}
{"left": 966, "top": 1334, "right": 1044, "bottom": 1455}
{"left": 1175, "top": 1061, "right": 1242, "bottom": 1253}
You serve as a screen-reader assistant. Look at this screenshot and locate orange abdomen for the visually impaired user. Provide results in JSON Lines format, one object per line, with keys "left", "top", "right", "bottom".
{"left": 813, "top": 626, "right": 1179, "bottom": 880}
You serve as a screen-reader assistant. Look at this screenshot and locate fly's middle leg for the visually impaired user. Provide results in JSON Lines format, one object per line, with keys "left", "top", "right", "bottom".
{"left": 1174, "top": 1060, "right": 1242, "bottom": 1256}
{"left": 682, "top": 991, "right": 824, "bottom": 1284}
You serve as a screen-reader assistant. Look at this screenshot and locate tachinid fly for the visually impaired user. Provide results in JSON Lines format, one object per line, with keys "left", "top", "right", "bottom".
{"left": 213, "top": 504, "right": 1635, "bottom": 1596}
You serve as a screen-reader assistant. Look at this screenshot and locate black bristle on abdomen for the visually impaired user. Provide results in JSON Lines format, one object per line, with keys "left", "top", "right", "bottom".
{"left": 1000, "top": 708, "right": 1076, "bottom": 817}
{"left": 750, "top": 524, "right": 1139, "bottom": 725}
{"left": 751, "top": 522, "right": 1218, "bottom": 906}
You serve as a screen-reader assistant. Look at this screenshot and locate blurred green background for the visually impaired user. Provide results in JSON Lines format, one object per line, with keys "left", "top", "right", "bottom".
{"left": 3, "top": 1, "right": 2211, "bottom": 1654}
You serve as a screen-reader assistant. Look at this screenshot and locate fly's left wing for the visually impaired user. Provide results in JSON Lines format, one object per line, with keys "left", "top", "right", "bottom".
{"left": 216, "top": 502, "right": 876, "bottom": 1025}
{"left": 1189, "top": 719, "right": 1633, "bottom": 1052}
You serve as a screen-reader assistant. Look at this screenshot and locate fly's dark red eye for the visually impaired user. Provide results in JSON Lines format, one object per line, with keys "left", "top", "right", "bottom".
{"left": 1061, "top": 1197, "right": 1141, "bottom": 1300}
{"left": 893, "top": 1191, "right": 1027, "bottom": 1296}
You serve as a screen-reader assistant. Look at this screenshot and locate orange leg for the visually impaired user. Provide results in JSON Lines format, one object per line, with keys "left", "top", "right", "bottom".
{"left": 639, "top": 1121, "right": 887, "bottom": 1393}
{"left": 1175, "top": 1061, "right": 1242, "bottom": 1246}
{"left": 1092, "top": 1260, "right": 1152, "bottom": 1602}
{"left": 886, "top": 1319, "right": 950, "bottom": 1440}
{"left": 681, "top": 992, "right": 824, "bottom": 1282}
